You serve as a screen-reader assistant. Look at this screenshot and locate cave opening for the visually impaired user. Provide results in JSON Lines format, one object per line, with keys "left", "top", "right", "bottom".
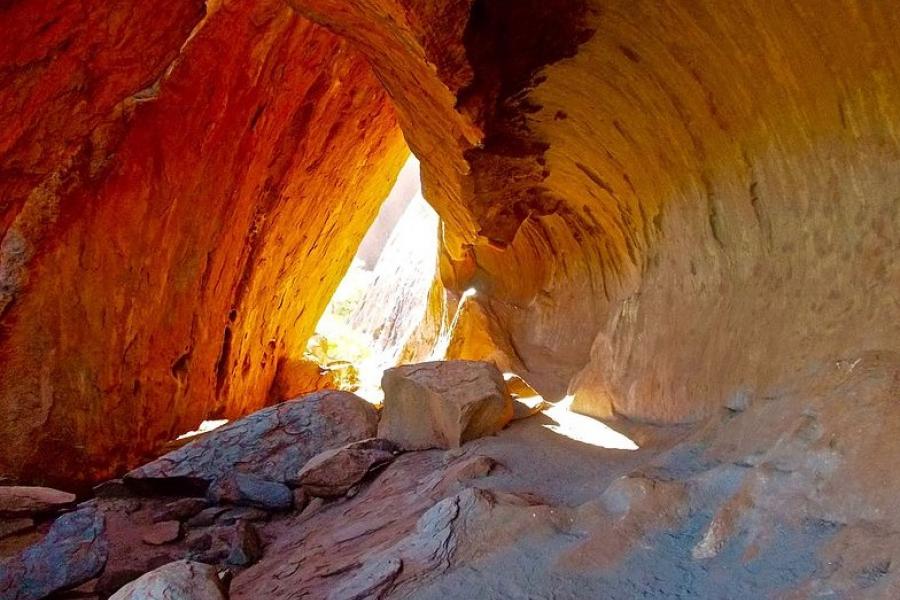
{"left": 302, "top": 153, "right": 439, "bottom": 404}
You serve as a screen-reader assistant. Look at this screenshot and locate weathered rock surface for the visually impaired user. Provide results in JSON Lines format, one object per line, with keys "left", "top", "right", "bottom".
{"left": 109, "top": 560, "right": 227, "bottom": 600}
{"left": 380, "top": 360, "right": 513, "bottom": 450}
{"left": 291, "top": 439, "right": 398, "bottom": 497}
{"left": 0, "top": 0, "right": 406, "bottom": 489}
{"left": 0, "top": 486, "right": 75, "bottom": 516}
{"left": 125, "top": 391, "right": 378, "bottom": 493}
{"left": 0, "top": 507, "right": 107, "bottom": 600}
{"left": 207, "top": 473, "right": 292, "bottom": 511}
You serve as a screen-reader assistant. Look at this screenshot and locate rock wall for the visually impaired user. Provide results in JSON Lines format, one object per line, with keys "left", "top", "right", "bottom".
{"left": 0, "top": 0, "right": 406, "bottom": 487}
{"left": 291, "top": 0, "right": 900, "bottom": 422}
{"left": 2, "top": 0, "right": 898, "bottom": 487}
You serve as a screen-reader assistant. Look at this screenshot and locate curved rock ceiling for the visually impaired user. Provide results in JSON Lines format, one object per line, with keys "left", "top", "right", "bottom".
{"left": 1, "top": 0, "right": 898, "bottom": 488}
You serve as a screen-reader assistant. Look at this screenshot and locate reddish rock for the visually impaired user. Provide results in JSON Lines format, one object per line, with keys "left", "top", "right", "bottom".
{"left": 291, "top": 439, "right": 398, "bottom": 498}
{"left": 142, "top": 521, "right": 182, "bottom": 546}
{"left": 0, "top": 486, "right": 75, "bottom": 516}
{"left": 0, "top": 518, "right": 33, "bottom": 541}
{"left": 124, "top": 391, "right": 378, "bottom": 494}
{"left": 379, "top": 361, "right": 514, "bottom": 450}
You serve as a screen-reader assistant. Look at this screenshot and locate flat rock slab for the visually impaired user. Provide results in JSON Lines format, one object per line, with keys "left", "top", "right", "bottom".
{"left": 0, "top": 486, "right": 76, "bottom": 516}
{"left": 109, "top": 560, "right": 227, "bottom": 600}
{"left": 0, "top": 507, "right": 108, "bottom": 600}
{"left": 291, "top": 439, "right": 398, "bottom": 497}
{"left": 378, "top": 360, "right": 513, "bottom": 450}
{"left": 125, "top": 391, "right": 378, "bottom": 494}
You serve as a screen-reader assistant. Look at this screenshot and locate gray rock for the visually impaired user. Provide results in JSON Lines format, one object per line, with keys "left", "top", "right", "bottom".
{"left": 0, "top": 507, "right": 108, "bottom": 600}
{"left": 124, "top": 391, "right": 378, "bottom": 495}
{"left": 379, "top": 360, "right": 513, "bottom": 450}
{"left": 108, "top": 560, "right": 227, "bottom": 600}
{"left": 225, "top": 521, "right": 261, "bottom": 567}
{"left": 207, "top": 472, "right": 292, "bottom": 511}
{"left": 291, "top": 439, "right": 397, "bottom": 498}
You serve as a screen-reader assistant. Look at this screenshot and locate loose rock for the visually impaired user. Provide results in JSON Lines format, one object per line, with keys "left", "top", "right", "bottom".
{"left": 0, "top": 507, "right": 108, "bottom": 600}
{"left": 379, "top": 360, "right": 513, "bottom": 450}
{"left": 124, "top": 391, "right": 378, "bottom": 494}
{"left": 0, "top": 486, "right": 76, "bottom": 516}
{"left": 109, "top": 560, "right": 227, "bottom": 600}
{"left": 291, "top": 439, "right": 398, "bottom": 497}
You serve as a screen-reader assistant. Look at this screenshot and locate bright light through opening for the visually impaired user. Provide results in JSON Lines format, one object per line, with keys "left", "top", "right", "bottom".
{"left": 176, "top": 419, "right": 229, "bottom": 441}
{"left": 544, "top": 395, "right": 639, "bottom": 450}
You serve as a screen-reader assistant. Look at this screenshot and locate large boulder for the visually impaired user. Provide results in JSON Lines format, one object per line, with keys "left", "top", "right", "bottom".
{"left": 109, "top": 560, "right": 227, "bottom": 600}
{"left": 378, "top": 360, "right": 513, "bottom": 450}
{"left": 124, "top": 391, "right": 378, "bottom": 494}
{"left": 0, "top": 507, "right": 108, "bottom": 600}
{"left": 291, "top": 439, "right": 398, "bottom": 497}
{"left": 0, "top": 486, "right": 76, "bottom": 516}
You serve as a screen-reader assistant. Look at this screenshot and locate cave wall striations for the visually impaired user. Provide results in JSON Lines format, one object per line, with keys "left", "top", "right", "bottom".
{"left": 291, "top": 0, "right": 900, "bottom": 420}
{"left": 0, "top": 0, "right": 406, "bottom": 487}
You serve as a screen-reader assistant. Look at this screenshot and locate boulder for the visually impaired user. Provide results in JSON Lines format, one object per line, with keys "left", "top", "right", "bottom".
{"left": 109, "top": 560, "right": 227, "bottom": 600}
{"left": 378, "top": 361, "right": 513, "bottom": 450}
{"left": 0, "top": 507, "right": 108, "bottom": 600}
{"left": 291, "top": 439, "right": 398, "bottom": 497}
{"left": 0, "top": 486, "right": 76, "bottom": 516}
{"left": 207, "top": 473, "right": 292, "bottom": 511}
{"left": 124, "top": 391, "right": 378, "bottom": 494}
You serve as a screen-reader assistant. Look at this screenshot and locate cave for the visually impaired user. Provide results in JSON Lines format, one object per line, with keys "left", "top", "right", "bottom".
{"left": 0, "top": 0, "right": 898, "bottom": 598}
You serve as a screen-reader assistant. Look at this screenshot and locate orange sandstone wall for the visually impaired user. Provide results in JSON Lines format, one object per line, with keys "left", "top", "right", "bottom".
{"left": 0, "top": 0, "right": 406, "bottom": 487}
{"left": 292, "top": 1, "right": 900, "bottom": 421}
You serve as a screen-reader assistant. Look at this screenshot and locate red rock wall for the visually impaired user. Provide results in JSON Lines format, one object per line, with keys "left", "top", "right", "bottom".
{"left": 0, "top": 0, "right": 406, "bottom": 488}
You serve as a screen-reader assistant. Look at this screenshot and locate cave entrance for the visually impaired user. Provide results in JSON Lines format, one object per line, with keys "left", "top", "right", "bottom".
{"left": 304, "top": 155, "right": 439, "bottom": 403}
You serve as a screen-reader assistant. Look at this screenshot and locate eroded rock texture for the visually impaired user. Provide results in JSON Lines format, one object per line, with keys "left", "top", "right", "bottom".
{"left": 0, "top": 0, "right": 406, "bottom": 487}
{"left": 290, "top": 0, "right": 900, "bottom": 424}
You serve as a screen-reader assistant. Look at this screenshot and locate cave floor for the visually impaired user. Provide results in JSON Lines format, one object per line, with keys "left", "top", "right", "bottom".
{"left": 222, "top": 410, "right": 823, "bottom": 600}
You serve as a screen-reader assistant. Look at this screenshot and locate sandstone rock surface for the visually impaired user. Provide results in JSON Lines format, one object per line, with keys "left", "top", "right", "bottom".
{"left": 0, "top": 0, "right": 405, "bottom": 488}
{"left": 291, "top": 439, "right": 398, "bottom": 497}
{"left": 0, "top": 486, "right": 75, "bottom": 516}
{"left": 379, "top": 360, "right": 513, "bottom": 450}
{"left": 109, "top": 560, "right": 227, "bottom": 600}
{"left": 0, "top": 507, "right": 108, "bottom": 600}
{"left": 125, "top": 391, "right": 378, "bottom": 493}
